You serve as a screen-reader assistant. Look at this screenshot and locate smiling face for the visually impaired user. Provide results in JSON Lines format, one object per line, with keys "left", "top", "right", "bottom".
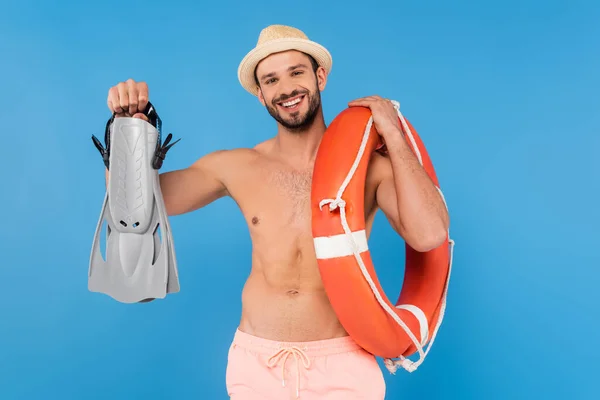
{"left": 255, "top": 50, "right": 327, "bottom": 133}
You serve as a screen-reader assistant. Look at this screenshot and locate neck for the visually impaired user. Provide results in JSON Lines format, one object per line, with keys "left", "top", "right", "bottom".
{"left": 273, "top": 111, "right": 326, "bottom": 168}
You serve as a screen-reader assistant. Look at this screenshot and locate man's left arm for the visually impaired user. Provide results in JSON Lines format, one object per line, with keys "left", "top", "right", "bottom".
{"left": 348, "top": 96, "right": 449, "bottom": 252}
{"left": 375, "top": 131, "right": 449, "bottom": 252}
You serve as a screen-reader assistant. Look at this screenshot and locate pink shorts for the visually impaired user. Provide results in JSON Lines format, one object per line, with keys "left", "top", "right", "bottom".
{"left": 225, "top": 329, "right": 386, "bottom": 399}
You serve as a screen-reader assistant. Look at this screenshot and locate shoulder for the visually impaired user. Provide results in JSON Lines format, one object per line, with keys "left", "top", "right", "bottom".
{"left": 215, "top": 137, "right": 275, "bottom": 162}
{"left": 187, "top": 145, "right": 268, "bottom": 189}
{"left": 191, "top": 147, "right": 260, "bottom": 169}
{"left": 187, "top": 136, "right": 274, "bottom": 173}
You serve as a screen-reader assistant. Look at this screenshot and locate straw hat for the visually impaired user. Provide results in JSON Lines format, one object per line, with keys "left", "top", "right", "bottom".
{"left": 237, "top": 24, "right": 333, "bottom": 96}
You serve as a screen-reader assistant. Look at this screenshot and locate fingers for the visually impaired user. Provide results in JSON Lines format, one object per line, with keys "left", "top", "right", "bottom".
{"left": 107, "top": 86, "right": 121, "bottom": 113}
{"left": 132, "top": 112, "right": 149, "bottom": 122}
{"left": 348, "top": 96, "right": 393, "bottom": 109}
{"left": 348, "top": 95, "right": 375, "bottom": 105}
{"left": 348, "top": 97, "right": 372, "bottom": 108}
{"left": 126, "top": 79, "right": 138, "bottom": 115}
{"left": 106, "top": 79, "right": 150, "bottom": 116}
{"left": 116, "top": 81, "right": 129, "bottom": 114}
{"left": 137, "top": 81, "right": 149, "bottom": 113}
{"left": 349, "top": 95, "right": 387, "bottom": 104}
{"left": 348, "top": 96, "right": 397, "bottom": 112}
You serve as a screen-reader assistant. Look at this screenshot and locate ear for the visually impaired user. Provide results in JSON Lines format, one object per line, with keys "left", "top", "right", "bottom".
{"left": 257, "top": 87, "right": 266, "bottom": 106}
{"left": 316, "top": 66, "right": 328, "bottom": 91}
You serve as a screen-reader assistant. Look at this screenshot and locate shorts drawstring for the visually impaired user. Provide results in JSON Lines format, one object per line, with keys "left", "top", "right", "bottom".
{"left": 267, "top": 346, "right": 311, "bottom": 398}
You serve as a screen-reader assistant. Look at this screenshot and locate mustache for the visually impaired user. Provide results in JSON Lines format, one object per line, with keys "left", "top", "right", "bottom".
{"left": 273, "top": 90, "right": 308, "bottom": 105}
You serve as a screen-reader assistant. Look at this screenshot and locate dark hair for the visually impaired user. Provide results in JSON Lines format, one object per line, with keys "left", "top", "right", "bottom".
{"left": 254, "top": 52, "right": 320, "bottom": 86}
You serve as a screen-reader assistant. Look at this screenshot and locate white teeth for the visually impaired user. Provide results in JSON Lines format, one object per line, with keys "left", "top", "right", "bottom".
{"left": 282, "top": 97, "right": 302, "bottom": 107}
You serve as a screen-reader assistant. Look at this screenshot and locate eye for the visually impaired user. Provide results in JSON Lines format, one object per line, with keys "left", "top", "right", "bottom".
{"left": 265, "top": 77, "right": 277, "bottom": 84}
{"left": 292, "top": 70, "right": 303, "bottom": 76}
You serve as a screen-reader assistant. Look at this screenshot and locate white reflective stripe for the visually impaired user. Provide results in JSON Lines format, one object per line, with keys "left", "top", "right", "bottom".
{"left": 313, "top": 229, "right": 368, "bottom": 259}
{"left": 396, "top": 304, "right": 429, "bottom": 346}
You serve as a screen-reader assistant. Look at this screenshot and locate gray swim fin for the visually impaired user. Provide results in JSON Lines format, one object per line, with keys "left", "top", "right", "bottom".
{"left": 88, "top": 103, "right": 180, "bottom": 303}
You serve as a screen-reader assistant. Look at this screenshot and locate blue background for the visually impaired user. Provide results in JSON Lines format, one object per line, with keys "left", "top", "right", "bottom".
{"left": 1, "top": 0, "right": 598, "bottom": 398}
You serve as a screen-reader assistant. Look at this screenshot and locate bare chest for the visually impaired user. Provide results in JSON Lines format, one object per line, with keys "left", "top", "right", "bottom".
{"left": 228, "top": 157, "right": 380, "bottom": 238}
{"left": 245, "top": 167, "right": 313, "bottom": 230}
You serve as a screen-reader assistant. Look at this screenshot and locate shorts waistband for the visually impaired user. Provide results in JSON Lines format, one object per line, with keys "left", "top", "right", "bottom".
{"left": 232, "top": 329, "right": 363, "bottom": 357}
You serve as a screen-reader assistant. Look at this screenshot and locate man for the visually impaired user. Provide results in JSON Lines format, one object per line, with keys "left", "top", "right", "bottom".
{"left": 105, "top": 25, "right": 449, "bottom": 399}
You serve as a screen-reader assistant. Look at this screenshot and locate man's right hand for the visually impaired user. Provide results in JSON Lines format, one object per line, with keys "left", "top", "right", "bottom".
{"left": 107, "top": 79, "right": 150, "bottom": 121}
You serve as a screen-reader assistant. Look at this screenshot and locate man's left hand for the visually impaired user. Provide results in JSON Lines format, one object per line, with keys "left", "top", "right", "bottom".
{"left": 348, "top": 95, "right": 402, "bottom": 139}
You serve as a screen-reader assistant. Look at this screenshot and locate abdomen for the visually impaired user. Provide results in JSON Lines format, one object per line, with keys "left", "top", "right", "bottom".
{"left": 238, "top": 235, "right": 347, "bottom": 341}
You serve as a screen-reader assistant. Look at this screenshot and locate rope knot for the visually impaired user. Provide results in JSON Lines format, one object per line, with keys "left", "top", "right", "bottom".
{"left": 319, "top": 198, "right": 346, "bottom": 211}
{"left": 400, "top": 358, "right": 417, "bottom": 373}
{"left": 384, "top": 357, "right": 417, "bottom": 374}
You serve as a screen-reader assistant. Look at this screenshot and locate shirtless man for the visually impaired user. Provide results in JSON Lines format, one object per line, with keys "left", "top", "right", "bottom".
{"left": 105, "top": 25, "right": 449, "bottom": 399}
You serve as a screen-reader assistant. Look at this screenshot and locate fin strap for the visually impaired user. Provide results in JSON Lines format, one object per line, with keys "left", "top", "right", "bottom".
{"left": 90, "top": 101, "right": 180, "bottom": 170}
{"left": 152, "top": 132, "right": 181, "bottom": 169}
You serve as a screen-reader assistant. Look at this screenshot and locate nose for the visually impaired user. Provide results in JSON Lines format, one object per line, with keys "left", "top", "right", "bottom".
{"left": 277, "top": 78, "right": 302, "bottom": 99}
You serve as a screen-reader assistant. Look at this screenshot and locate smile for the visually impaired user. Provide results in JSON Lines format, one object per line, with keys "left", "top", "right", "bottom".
{"left": 277, "top": 95, "right": 305, "bottom": 111}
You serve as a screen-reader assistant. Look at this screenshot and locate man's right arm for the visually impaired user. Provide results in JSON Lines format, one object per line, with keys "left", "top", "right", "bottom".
{"left": 104, "top": 149, "right": 230, "bottom": 216}
{"left": 158, "top": 150, "right": 230, "bottom": 216}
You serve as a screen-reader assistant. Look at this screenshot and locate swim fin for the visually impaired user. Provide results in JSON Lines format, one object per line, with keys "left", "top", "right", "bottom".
{"left": 88, "top": 103, "right": 181, "bottom": 303}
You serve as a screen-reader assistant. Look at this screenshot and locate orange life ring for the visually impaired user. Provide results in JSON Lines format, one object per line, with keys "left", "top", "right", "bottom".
{"left": 311, "top": 100, "right": 454, "bottom": 374}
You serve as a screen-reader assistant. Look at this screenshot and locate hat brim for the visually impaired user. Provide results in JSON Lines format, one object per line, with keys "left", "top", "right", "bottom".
{"left": 237, "top": 38, "right": 332, "bottom": 96}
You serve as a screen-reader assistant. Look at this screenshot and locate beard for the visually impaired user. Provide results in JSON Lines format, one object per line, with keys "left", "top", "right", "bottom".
{"left": 265, "top": 87, "right": 321, "bottom": 133}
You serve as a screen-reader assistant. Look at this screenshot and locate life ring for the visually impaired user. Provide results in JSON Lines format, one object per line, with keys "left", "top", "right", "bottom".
{"left": 311, "top": 100, "right": 454, "bottom": 374}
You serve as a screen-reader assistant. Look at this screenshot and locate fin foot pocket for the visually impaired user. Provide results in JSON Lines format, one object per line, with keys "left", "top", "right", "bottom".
{"left": 91, "top": 101, "right": 181, "bottom": 171}
{"left": 88, "top": 103, "right": 180, "bottom": 303}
